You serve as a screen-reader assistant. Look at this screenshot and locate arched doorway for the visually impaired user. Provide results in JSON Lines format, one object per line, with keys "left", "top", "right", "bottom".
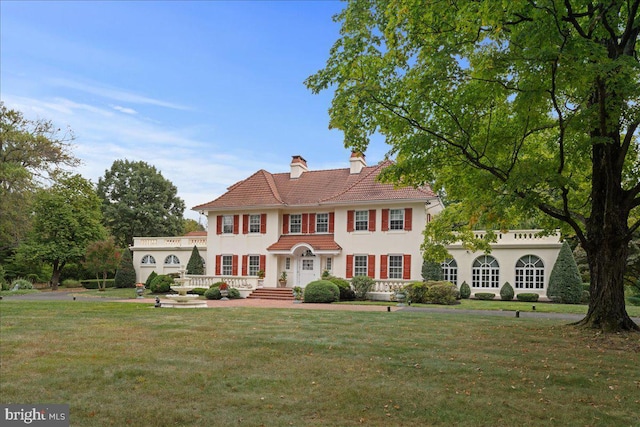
{"left": 293, "top": 247, "right": 320, "bottom": 287}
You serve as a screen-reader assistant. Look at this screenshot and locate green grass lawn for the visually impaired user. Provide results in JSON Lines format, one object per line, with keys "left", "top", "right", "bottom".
{"left": 1, "top": 300, "right": 639, "bottom": 426}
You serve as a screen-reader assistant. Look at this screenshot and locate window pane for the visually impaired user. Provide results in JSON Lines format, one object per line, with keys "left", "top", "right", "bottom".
{"left": 249, "top": 255, "right": 260, "bottom": 276}
{"left": 441, "top": 259, "right": 458, "bottom": 285}
{"left": 290, "top": 214, "right": 302, "bottom": 233}
{"left": 355, "top": 210, "right": 369, "bottom": 231}
{"left": 389, "top": 209, "right": 404, "bottom": 230}
{"left": 222, "top": 255, "right": 233, "bottom": 276}
{"left": 164, "top": 255, "right": 180, "bottom": 265}
{"left": 316, "top": 213, "right": 328, "bottom": 233}
{"left": 388, "top": 255, "right": 403, "bottom": 279}
{"left": 515, "top": 255, "right": 544, "bottom": 289}
{"left": 223, "top": 215, "right": 234, "bottom": 233}
{"left": 354, "top": 255, "right": 368, "bottom": 276}
{"left": 141, "top": 255, "right": 156, "bottom": 265}
{"left": 249, "top": 215, "right": 261, "bottom": 233}
{"left": 472, "top": 256, "right": 499, "bottom": 288}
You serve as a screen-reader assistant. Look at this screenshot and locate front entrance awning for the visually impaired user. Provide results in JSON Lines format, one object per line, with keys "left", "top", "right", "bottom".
{"left": 267, "top": 234, "right": 342, "bottom": 255}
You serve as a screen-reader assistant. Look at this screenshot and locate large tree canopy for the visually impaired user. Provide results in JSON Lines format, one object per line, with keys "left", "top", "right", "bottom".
{"left": 0, "top": 102, "right": 78, "bottom": 252}
{"left": 307, "top": 0, "right": 639, "bottom": 331}
{"left": 97, "top": 159, "right": 185, "bottom": 247}
{"left": 17, "top": 173, "right": 106, "bottom": 289}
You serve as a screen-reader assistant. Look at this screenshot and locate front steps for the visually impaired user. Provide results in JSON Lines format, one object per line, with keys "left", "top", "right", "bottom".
{"left": 247, "top": 287, "right": 294, "bottom": 301}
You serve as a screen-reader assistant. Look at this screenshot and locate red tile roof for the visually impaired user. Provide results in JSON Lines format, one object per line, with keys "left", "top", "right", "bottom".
{"left": 267, "top": 234, "right": 342, "bottom": 252}
{"left": 193, "top": 160, "right": 437, "bottom": 210}
{"left": 184, "top": 231, "right": 207, "bottom": 236}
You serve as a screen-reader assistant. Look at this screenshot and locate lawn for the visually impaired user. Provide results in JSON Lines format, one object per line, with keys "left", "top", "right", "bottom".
{"left": 1, "top": 300, "right": 638, "bottom": 426}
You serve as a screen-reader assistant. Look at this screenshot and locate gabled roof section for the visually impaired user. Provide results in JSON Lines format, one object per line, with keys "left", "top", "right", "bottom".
{"left": 193, "top": 169, "right": 284, "bottom": 210}
{"left": 193, "top": 161, "right": 437, "bottom": 211}
{"left": 266, "top": 234, "right": 342, "bottom": 252}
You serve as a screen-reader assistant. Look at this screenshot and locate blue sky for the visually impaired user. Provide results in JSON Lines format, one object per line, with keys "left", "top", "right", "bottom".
{"left": 1, "top": 1, "right": 389, "bottom": 222}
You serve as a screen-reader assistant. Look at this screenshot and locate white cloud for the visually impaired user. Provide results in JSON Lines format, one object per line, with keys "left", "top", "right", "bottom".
{"left": 112, "top": 105, "right": 137, "bottom": 115}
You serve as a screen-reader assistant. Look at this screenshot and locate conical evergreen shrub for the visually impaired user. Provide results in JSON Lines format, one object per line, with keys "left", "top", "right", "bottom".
{"left": 114, "top": 248, "right": 136, "bottom": 288}
{"left": 500, "top": 282, "right": 514, "bottom": 301}
{"left": 459, "top": 281, "right": 471, "bottom": 299}
{"left": 548, "top": 241, "right": 583, "bottom": 304}
{"left": 186, "top": 245, "right": 205, "bottom": 275}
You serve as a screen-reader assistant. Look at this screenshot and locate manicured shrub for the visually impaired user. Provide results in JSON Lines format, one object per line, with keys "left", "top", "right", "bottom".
{"left": 403, "top": 281, "right": 429, "bottom": 304}
{"left": 62, "top": 279, "right": 82, "bottom": 288}
{"left": 425, "top": 281, "right": 459, "bottom": 305}
{"left": 500, "top": 282, "right": 514, "bottom": 301}
{"left": 145, "top": 271, "right": 158, "bottom": 288}
{"left": 516, "top": 293, "right": 540, "bottom": 302}
{"left": 627, "top": 296, "right": 640, "bottom": 306}
{"left": 326, "top": 276, "right": 355, "bottom": 301}
{"left": 186, "top": 245, "right": 205, "bottom": 275}
{"left": 228, "top": 288, "right": 241, "bottom": 299}
{"left": 351, "top": 275, "right": 375, "bottom": 301}
{"left": 475, "top": 292, "right": 495, "bottom": 300}
{"left": 303, "top": 280, "right": 340, "bottom": 303}
{"left": 548, "top": 241, "right": 583, "bottom": 304}
{"left": 10, "top": 278, "right": 33, "bottom": 290}
{"left": 580, "top": 290, "right": 590, "bottom": 304}
{"left": 188, "top": 287, "right": 207, "bottom": 296}
{"left": 459, "top": 281, "right": 471, "bottom": 299}
{"left": 149, "top": 274, "right": 173, "bottom": 293}
{"left": 204, "top": 287, "right": 221, "bottom": 300}
{"left": 114, "top": 249, "right": 136, "bottom": 288}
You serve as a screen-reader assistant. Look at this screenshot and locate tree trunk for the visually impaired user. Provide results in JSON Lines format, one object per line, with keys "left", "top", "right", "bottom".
{"left": 51, "top": 264, "right": 61, "bottom": 291}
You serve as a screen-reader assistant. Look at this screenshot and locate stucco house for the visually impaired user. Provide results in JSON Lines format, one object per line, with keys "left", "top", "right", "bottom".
{"left": 131, "top": 153, "right": 562, "bottom": 299}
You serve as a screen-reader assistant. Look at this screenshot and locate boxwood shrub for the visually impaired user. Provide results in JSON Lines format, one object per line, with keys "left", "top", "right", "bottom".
{"left": 459, "top": 281, "right": 471, "bottom": 299}
{"left": 516, "top": 293, "right": 540, "bottom": 302}
{"left": 326, "top": 276, "right": 355, "bottom": 301}
{"left": 403, "top": 281, "right": 429, "bottom": 304}
{"left": 303, "top": 280, "right": 340, "bottom": 303}
{"left": 474, "top": 292, "right": 495, "bottom": 300}
{"left": 149, "top": 274, "right": 173, "bottom": 293}
{"left": 425, "top": 281, "right": 459, "bottom": 305}
{"left": 500, "top": 282, "right": 514, "bottom": 301}
{"left": 188, "top": 287, "right": 207, "bottom": 296}
{"left": 204, "top": 287, "right": 221, "bottom": 300}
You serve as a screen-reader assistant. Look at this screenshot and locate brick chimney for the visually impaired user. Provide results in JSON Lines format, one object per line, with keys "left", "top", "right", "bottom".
{"left": 349, "top": 151, "right": 366, "bottom": 174}
{"left": 290, "top": 155, "right": 308, "bottom": 179}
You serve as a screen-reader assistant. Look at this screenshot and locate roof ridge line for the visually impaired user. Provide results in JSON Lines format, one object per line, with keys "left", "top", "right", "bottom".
{"left": 319, "top": 160, "right": 390, "bottom": 203}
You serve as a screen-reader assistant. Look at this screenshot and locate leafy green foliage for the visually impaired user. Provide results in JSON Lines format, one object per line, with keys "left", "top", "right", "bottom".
{"left": 516, "top": 293, "right": 540, "bottom": 302}
{"left": 15, "top": 173, "right": 106, "bottom": 289}
{"left": 0, "top": 103, "right": 79, "bottom": 253}
{"left": 84, "top": 237, "right": 121, "bottom": 290}
{"left": 10, "top": 278, "right": 33, "bottom": 290}
{"left": 114, "top": 249, "right": 136, "bottom": 288}
{"left": 459, "top": 281, "right": 471, "bottom": 299}
{"left": 425, "top": 282, "right": 459, "bottom": 305}
{"left": 149, "top": 274, "right": 173, "bottom": 294}
{"left": 500, "top": 282, "right": 515, "bottom": 301}
{"left": 421, "top": 260, "right": 442, "bottom": 281}
{"left": 204, "top": 286, "right": 221, "bottom": 300}
{"left": 145, "top": 271, "right": 158, "bottom": 288}
{"left": 186, "top": 245, "right": 204, "bottom": 275}
{"left": 306, "top": 0, "right": 640, "bottom": 331}
{"left": 350, "top": 275, "right": 375, "bottom": 301}
{"left": 325, "top": 275, "right": 355, "bottom": 301}
{"left": 548, "top": 241, "right": 583, "bottom": 304}
{"left": 303, "top": 280, "right": 340, "bottom": 303}
{"left": 403, "top": 281, "right": 429, "bottom": 304}
{"left": 475, "top": 293, "right": 496, "bottom": 301}
{"left": 96, "top": 159, "right": 185, "bottom": 247}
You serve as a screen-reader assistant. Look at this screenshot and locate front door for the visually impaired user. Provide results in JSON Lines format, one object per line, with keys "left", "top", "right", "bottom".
{"left": 297, "top": 250, "right": 319, "bottom": 287}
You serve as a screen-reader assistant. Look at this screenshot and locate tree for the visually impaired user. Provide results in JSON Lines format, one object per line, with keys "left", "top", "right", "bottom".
{"left": 548, "top": 241, "right": 584, "bottom": 304}
{"left": 16, "top": 173, "right": 106, "bottom": 289}
{"left": 0, "top": 103, "right": 78, "bottom": 253}
{"left": 421, "top": 259, "right": 442, "bottom": 281}
{"left": 114, "top": 248, "right": 136, "bottom": 288}
{"left": 97, "top": 159, "right": 185, "bottom": 247}
{"left": 307, "top": 1, "right": 639, "bottom": 332}
{"left": 183, "top": 218, "right": 205, "bottom": 235}
{"left": 84, "top": 237, "right": 121, "bottom": 291}
{"left": 186, "top": 245, "right": 205, "bottom": 275}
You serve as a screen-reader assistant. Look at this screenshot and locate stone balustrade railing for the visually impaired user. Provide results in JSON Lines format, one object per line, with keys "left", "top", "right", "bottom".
{"left": 185, "top": 275, "right": 257, "bottom": 290}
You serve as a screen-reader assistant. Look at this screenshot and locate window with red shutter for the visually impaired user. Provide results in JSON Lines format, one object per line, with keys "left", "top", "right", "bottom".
{"left": 369, "top": 209, "right": 376, "bottom": 231}
{"left": 309, "top": 213, "right": 316, "bottom": 234}
{"left": 347, "top": 210, "right": 354, "bottom": 232}
{"left": 381, "top": 209, "right": 389, "bottom": 231}
{"left": 216, "top": 216, "right": 223, "bottom": 235}
{"left": 403, "top": 254, "right": 411, "bottom": 279}
{"left": 242, "top": 215, "right": 249, "bottom": 234}
{"left": 302, "top": 213, "right": 309, "bottom": 234}
{"left": 233, "top": 215, "right": 239, "bottom": 235}
{"left": 232, "top": 255, "right": 238, "bottom": 276}
{"left": 215, "top": 255, "right": 221, "bottom": 275}
{"left": 242, "top": 255, "right": 248, "bottom": 276}
{"left": 259, "top": 255, "right": 266, "bottom": 272}
{"left": 329, "top": 212, "right": 335, "bottom": 233}
{"left": 380, "top": 255, "right": 388, "bottom": 279}
{"left": 404, "top": 208, "right": 412, "bottom": 231}
{"left": 282, "top": 214, "right": 289, "bottom": 235}
{"left": 260, "top": 213, "right": 267, "bottom": 234}
{"left": 367, "top": 255, "right": 375, "bottom": 278}
{"left": 346, "top": 254, "right": 354, "bottom": 279}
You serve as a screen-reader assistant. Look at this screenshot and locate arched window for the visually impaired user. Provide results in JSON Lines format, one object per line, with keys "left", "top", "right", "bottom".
{"left": 164, "top": 255, "right": 180, "bottom": 265}
{"left": 441, "top": 259, "right": 458, "bottom": 285}
{"left": 515, "top": 255, "right": 545, "bottom": 289}
{"left": 141, "top": 255, "right": 156, "bottom": 265}
{"left": 472, "top": 255, "right": 499, "bottom": 288}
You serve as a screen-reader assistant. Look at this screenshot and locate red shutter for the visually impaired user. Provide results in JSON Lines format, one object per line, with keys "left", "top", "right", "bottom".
{"left": 346, "top": 255, "right": 354, "bottom": 279}
{"left": 260, "top": 213, "right": 267, "bottom": 234}
{"left": 216, "top": 215, "right": 222, "bottom": 235}
{"left": 302, "top": 213, "right": 309, "bottom": 234}
{"left": 233, "top": 215, "right": 239, "bottom": 234}
{"left": 347, "top": 210, "right": 354, "bottom": 232}
{"left": 260, "top": 255, "right": 266, "bottom": 272}
{"left": 282, "top": 214, "right": 289, "bottom": 235}
{"left": 369, "top": 209, "right": 376, "bottom": 231}
{"left": 368, "top": 255, "right": 375, "bottom": 278}
{"left": 215, "top": 255, "right": 221, "bottom": 275}
{"left": 242, "top": 255, "right": 248, "bottom": 276}
{"left": 309, "top": 213, "right": 316, "bottom": 234}
{"left": 232, "top": 255, "right": 238, "bottom": 276}
{"left": 380, "top": 255, "right": 388, "bottom": 279}
{"left": 243, "top": 214, "right": 249, "bottom": 234}
{"left": 403, "top": 254, "right": 411, "bottom": 280}
{"left": 404, "top": 208, "right": 413, "bottom": 231}
{"left": 381, "top": 209, "right": 389, "bottom": 231}
{"left": 329, "top": 212, "right": 335, "bottom": 233}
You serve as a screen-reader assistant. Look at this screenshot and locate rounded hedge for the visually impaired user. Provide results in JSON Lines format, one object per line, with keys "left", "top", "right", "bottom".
{"left": 459, "top": 281, "right": 471, "bottom": 299}
{"left": 204, "top": 287, "right": 221, "bottom": 300}
{"left": 474, "top": 292, "right": 495, "bottom": 300}
{"left": 516, "top": 293, "right": 540, "bottom": 302}
{"left": 327, "top": 276, "right": 355, "bottom": 301}
{"left": 403, "top": 281, "right": 429, "bottom": 304}
{"left": 425, "top": 281, "right": 459, "bottom": 305}
{"left": 149, "top": 274, "right": 173, "bottom": 293}
{"left": 303, "top": 280, "right": 340, "bottom": 303}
